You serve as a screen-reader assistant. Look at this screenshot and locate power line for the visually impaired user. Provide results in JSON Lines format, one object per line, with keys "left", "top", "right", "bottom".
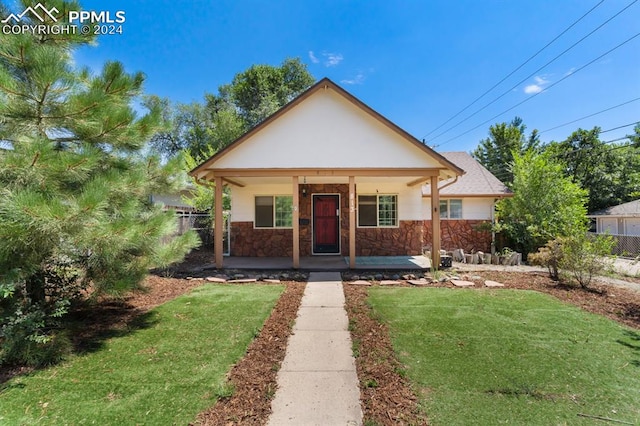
{"left": 600, "top": 122, "right": 639, "bottom": 134}
{"left": 422, "top": 0, "right": 605, "bottom": 140}
{"left": 539, "top": 97, "right": 640, "bottom": 134}
{"left": 435, "top": 31, "right": 640, "bottom": 148}
{"left": 429, "top": 0, "right": 639, "bottom": 146}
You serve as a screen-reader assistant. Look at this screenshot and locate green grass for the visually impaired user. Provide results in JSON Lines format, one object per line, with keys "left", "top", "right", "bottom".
{"left": 368, "top": 287, "right": 640, "bottom": 425}
{"left": 0, "top": 284, "right": 283, "bottom": 425}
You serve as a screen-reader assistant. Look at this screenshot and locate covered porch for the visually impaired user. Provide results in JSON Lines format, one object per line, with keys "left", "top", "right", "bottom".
{"left": 206, "top": 171, "right": 445, "bottom": 270}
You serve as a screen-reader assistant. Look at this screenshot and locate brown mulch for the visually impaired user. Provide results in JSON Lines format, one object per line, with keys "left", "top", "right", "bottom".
{"left": 194, "top": 281, "right": 305, "bottom": 425}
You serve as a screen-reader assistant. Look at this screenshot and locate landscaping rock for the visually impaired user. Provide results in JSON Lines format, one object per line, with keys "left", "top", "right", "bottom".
{"left": 264, "top": 279, "right": 281, "bottom": 283}
{"left": 350, "top": 280, "right": 372, "bottom": 286}
{"left": 484, "top": 280, "right": 505, "bottom": 288}
{"left": 380, "top": 280, "right": 401, "bottom": 286}
{"left": 451, "top": 279, "right": 475, "bottom": 287}
{"left": 402, "top": 274, "right": 416, "bottom": 280}
{"left": 228, "top": 278, "right": 258, "bottom": 283}
{"left": 205, "top": 276, "right": 227, "bottom": 283}
{"left": 408, "top": 279, "right": 429, "bottom": 286}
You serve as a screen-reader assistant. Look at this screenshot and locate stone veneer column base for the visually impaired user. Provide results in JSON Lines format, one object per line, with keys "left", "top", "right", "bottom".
{"left": 423, "top": 220, "right": 492, "bottom": 253}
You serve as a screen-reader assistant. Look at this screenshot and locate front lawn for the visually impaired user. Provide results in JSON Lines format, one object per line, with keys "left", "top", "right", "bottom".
{"left": 368, "top": 287, "right": 640, "bottom": 425}
{"left": 0, "top": 284, "right": 283, "bottom": 425}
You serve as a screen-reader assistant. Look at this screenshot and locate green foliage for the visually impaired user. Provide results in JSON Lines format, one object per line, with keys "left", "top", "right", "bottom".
{"left": 0, "top": 0, "right": 199, "bottom": 366}
{"left": 528, "top": 239, "right": 563, "bottom": 280}
{"left": 545, "top": 126, "right": 640, "bottom": 212}
{"left": 496, "top": 150, "right": 588, "bottom": 256}
{"left": 529, "top": 234, "right": 614, "bottom": 287}
{"left": 472, "top": 117, "right": 540, "bottom": 184}
{"left": 558, "top": 233, "right": 615, "bottom": 289}
{"left": 368, "top": 287, "right": 640, "bottom": 425}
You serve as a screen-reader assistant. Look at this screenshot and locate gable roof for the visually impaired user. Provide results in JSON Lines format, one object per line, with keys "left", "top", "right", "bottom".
{"left": 422, "top": 152, "right": 511, "bottom": 197}
{"left": 589, "top": 199, "right": 640, "bottom": 217}
{"left": 190, "top": 77, "right": 464, "bottom": 180}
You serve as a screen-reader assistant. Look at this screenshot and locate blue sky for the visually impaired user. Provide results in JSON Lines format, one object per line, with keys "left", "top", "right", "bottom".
{"left": 55, "top": 1, "right": 640, "bottom": 151}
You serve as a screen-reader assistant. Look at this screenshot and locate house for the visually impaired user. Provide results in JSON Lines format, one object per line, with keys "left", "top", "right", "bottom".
{"left": 589, "top": 199, "right": 640, "bottom": 236}
{"left": 190, "top": 78, "right": 470, "bottom": 269}
{"left": 422, "top": 152, "right": 512, "bottom": 254}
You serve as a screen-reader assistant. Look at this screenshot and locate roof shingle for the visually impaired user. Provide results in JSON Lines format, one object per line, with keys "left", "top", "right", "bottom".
{"left": 422, "top": 152, "right": 511, "bottom": 197}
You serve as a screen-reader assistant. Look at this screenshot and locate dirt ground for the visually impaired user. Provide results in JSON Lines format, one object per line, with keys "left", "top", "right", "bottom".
{"left": 2, "top": 253, "right": 640, "bottom": 424}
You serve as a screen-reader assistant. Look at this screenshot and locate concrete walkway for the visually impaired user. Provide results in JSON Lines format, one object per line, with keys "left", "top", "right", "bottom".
{"left": 268, "top": 272, "right": 362, "bottom": 426}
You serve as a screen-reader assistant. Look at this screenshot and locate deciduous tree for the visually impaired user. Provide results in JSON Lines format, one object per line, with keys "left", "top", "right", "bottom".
{"left": 472, "top": 117, "right": 540, "bottom": 184}
{"left": 496, "top": 150, "right": 588, "bottom": 257}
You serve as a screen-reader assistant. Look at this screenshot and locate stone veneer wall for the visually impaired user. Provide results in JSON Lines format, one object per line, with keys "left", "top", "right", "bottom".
{"left": 356, "top": 220, "right": 423, "bottom": 256}
{"left": 231, "top": 221, "right": 293, "bottom": 257}
{"left": 423, "top": 220, "right": 492, "bottom": 253}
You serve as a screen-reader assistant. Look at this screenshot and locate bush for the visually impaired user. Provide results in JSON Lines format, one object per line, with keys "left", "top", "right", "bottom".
{"left": 528, "top": 240, "right": 563, "bottom": 281}
{"left": 559, "top": 233, "right": 615, "bottom": 289}
{"left": 531, "top": 234, "right": 614, "bottom": 288}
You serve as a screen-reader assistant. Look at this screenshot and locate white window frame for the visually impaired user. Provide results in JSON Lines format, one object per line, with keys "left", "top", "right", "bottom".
{"left": 440, "top": 199, "right": 463, "bottom": 220}
{"left": 357, "top": 194, "right": 399, "bottom": 228}
{"left": 254, "top": 195, "right": 293, "bottom": 229}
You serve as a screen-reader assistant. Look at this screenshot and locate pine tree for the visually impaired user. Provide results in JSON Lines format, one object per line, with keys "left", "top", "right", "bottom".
{"left": 0, "top": 0, "right": 199, "bottom": 365}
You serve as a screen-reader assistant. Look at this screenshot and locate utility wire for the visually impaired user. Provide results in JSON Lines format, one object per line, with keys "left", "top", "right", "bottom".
{"left": 435, "top": 31, "right": 640, "bottom": 148}
{"left": 430, "top": 0, "right": 639, "bottom": 146}
{"left": 422, "top": 0, "right": 605, "bottom": 140}
{"left": 539, "top": 97, "right": 640, "bottom": 134}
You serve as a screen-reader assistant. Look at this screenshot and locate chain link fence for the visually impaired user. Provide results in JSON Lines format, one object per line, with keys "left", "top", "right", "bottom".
{"left": 590, "top": 232, "right": 640, "bottom": 258}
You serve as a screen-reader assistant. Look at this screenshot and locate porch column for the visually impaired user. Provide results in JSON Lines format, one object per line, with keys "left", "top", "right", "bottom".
{"left": 214, "top": 176, "right": 224, "bottom": 269}
{"left": 292, "top": 176, "right": 300, "bottom": 269}
{"left": 430, "top": 175, "right": 441, "bottom": 269}
{"left": 349, "top": 176, "right": 356, "bottom": 268}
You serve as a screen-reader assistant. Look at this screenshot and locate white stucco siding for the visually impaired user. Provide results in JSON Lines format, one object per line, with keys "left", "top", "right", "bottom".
{"left": 422, "top": 197, "right": 495, "bottom": 220}
{"left": 214, "top": 89, "right": 442, "bottom": 169}
{"left": 356, "top": 183, "right": 423, "bottom": 221}
{"left": 231, "top": 184, "right": 293, "bottom": 222}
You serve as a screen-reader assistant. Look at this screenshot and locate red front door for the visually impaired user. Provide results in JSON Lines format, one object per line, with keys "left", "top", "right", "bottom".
{"left": 313, "top": 195, "right": 340, "bottom": 254}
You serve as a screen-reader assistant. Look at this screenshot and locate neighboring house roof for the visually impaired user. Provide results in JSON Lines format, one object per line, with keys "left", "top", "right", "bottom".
{"left": 422, "top": 152, "right": 512, "bottom": 197}
{"left": 190, "top": 77, "right": 464, "bottom": 182}
{"left": 589, "top": 199, "right": 640, "bottom": 217}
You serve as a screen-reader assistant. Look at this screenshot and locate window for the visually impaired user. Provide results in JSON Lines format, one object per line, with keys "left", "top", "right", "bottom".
{"left": 358, "top": 194, "right": 398, "bottom": 227}
{"left": 255, "top": 195, "right": 293, "bottom": 228}
{"left": 440, "top": 199, "right": 462, "bottom": 219}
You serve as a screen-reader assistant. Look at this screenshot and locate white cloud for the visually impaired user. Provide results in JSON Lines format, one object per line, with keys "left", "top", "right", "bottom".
{"left": 564, "top": 67, "right": 576, "bottom": 77}
{"left": 323, "top": 52, "right": 343, "bottom": 67}
{"left": 308, "top": 51, "right": 319, "bottom": 64}
{"left": 341, "top": 72, "right": 365, "bottom": 85}
{"left": 524, "top": 75, "right": 549, "bottom": 94}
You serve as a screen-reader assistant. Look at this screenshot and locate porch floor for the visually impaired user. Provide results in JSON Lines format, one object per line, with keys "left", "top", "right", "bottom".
{"left": 220, "top": 255, "right": 431, "bottom": 271}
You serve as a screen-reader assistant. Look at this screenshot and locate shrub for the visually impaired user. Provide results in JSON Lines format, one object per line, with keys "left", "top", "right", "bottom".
{"left": 559, "top": 233, "right": 615, "bottom": 289}
{"left": 528, "top": 239, "right": 563, "bottom": 281}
